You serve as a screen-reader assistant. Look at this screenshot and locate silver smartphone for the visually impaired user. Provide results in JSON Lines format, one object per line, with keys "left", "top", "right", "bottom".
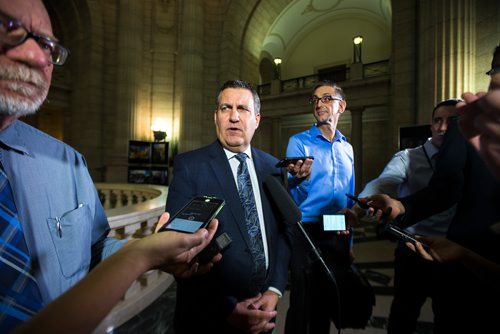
{"left": 384, "top": 224, "right": 429, "bottom": 249}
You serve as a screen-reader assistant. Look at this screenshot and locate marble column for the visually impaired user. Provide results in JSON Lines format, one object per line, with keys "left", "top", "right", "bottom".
{"left": 178, "top": 0, "right": 204, "bottom": 152}
{"left": 104, "top": 0, "right": 144, "bottom": 182}
{"left": 417, "top": 0, "right": 475, "bottom": 123}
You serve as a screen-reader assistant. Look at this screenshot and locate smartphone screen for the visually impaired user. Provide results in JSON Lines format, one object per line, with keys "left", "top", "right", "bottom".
{"left": 323, "top": 214, "right": 347, "bottom": 231}
{"left": 162, "top": 196, "right": 225, "bottom": 233}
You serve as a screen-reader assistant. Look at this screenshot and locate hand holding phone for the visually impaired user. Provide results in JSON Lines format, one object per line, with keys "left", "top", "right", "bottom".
{"left": 275, "top": 156, "right": 314, "bottom": 168}
{"left": 384, "top": 224, "right": 429, "bottom": 250}
{"left": 197, "top": 232, "right": 232, "bottom": 263}
{"left": 345, "top": 193, "right": 371, "bottom": 209}
{"left": 323, "top": 214, "right": 347, "bottom": 231}
{"left": 159, "top": 196, "right": 225, "bottom": 233}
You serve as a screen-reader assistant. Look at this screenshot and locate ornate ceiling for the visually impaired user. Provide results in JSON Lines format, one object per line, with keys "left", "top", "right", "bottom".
{"left": 261, "top": 0, "right": 392, "bottom": 78}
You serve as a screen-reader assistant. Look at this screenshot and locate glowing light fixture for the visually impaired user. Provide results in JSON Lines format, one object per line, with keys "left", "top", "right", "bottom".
{"left": 273, "top": 57, "right": 282, "bottom": 79}
{"left": 353, "top": 35, "right": 363, "bottom": 63}
{"left": 353, "top": 36, "right": 363, "bottom": 45}
{"left": 152, "top": 119, "right": 167, "bottom": 142}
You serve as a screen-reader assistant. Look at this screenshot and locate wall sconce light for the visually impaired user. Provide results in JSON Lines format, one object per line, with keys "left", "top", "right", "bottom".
{"left": 274, "top": 57, "right": 282, "bottom": 80}
{"left": 353, "top": 35, "right": 363, "bottom": 63}
{"left": 152, "top": 119, "right": 167, "bottom": 142}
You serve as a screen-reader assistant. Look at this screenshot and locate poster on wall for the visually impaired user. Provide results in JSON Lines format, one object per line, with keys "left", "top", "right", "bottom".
{"left": 128, "top": 167, "right": 152, "bottom": 184}
{"left": 128, "top": 140, "right": 151, "bottom": 164}
{"left": 150, "top": 168, "right": 168, "bottom": 186}
{"left": 152, "top": 142, "right": 169, "bottom": 164}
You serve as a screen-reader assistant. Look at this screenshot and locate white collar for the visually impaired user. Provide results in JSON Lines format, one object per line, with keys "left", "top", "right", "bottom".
{"left": 423, "top": 138, "right": 439, "bottom": 158}
{"left": 223, "top": 147, "right": 253, "bottom": 161}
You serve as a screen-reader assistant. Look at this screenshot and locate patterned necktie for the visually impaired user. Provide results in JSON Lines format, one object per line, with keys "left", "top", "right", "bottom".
{"left": 0, "top": 166, "right": 43, "bottom": 331}
{"left": 235, "top": 153, "right": 266, "bottom": 288}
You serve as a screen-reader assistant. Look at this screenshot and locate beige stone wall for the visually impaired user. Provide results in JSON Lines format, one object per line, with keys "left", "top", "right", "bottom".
{"left": 46, "top": 0, "right": 181, "bottom": 182}
{"left": 41, "top": 0, "right": 500, "bottom": 188}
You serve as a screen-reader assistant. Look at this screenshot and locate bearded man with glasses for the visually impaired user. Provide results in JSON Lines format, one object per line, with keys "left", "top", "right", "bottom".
{"left": 0, "top": 1, "right": 128, "bottom": 331}
{"left": 283, "top": 80, "right": 358, "bottom": 334}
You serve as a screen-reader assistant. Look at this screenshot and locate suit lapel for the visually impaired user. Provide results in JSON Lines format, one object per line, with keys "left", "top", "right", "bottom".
{"left": 251, "top": 148, "right": 273, "bottom": 247}
{"left": 208, "top": 142, "right": 253, "bottom": 248}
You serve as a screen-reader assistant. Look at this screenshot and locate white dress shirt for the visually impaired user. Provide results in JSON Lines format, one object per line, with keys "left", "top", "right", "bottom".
{"left": 359, "top": 138, "right": 456, "bottom": 236}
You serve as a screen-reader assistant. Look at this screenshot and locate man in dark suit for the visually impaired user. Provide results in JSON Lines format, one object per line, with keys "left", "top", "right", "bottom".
{"left": 166, "top": 80, "right": 291, "bottom": 334}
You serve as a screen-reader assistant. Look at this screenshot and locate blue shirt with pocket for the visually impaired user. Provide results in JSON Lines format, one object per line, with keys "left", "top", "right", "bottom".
{"left": 0, "top": 121, "right": 125, "bottom": 304}
{"left": 286, "top": 125, "right": 355, "bottom": 223}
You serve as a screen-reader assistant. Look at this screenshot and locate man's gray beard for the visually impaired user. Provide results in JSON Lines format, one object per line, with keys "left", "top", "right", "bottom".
{"left": 0, "top": 65, "right": 48, "bottom": 118}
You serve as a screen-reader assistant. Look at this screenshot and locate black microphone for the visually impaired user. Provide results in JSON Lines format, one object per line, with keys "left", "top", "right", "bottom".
{"left": 264, "top": 175, "right": 336, "bottom": 284}
{"left": 265, "top": 174, "right": 302, "bottom": 223}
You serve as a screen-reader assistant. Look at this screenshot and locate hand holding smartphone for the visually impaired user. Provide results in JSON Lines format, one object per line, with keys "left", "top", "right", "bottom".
{"left": 323, "top": 214, "right": 347, "bottom": 231}
{"left": 275, "top": 156, "right": 314, "bottom": 168}
{"left": 159, "top": 196, "right": 225, "bottom": 233}
{"left": 345, "top": 193, "right": 371, "bottom": 209}
{"left": 384, "top": 224, "right": 429, "bottom": 250}
{"left": 197, "top": 232, "right": 232, "bottom": 263}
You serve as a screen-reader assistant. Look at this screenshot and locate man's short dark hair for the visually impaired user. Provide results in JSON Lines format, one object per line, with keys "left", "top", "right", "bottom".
{"left": 216, "top": 80, "right": 261, "bottom": 114}
{"left": 312, "top": 80, "right": 346, "bottom": 100}
{"left": 432, "top": 98, "right": 463, "bottom": 119}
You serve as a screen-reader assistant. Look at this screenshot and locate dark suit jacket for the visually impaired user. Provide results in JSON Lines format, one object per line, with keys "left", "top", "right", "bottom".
{"left": 166, "top": 140, "right": 291, "bottom": 333}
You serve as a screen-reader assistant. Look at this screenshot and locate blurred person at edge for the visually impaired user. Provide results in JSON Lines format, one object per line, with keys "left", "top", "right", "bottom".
{"left": 362, "top": 90, "right": 500, "bottom": 333}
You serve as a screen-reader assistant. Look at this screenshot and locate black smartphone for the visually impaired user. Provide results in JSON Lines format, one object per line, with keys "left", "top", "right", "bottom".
{"left": 197, "top": 232, "right": 232, "bottom": 263}
{"left": 345, "top": 193, "right": 370, "bottom": 209}
{"left": 384, "top": 224, "right": 429, "bottom": 249}
{"left": 275, "top": 156, "right": 314, "bottom": 168}
{"left": 322, "top": 214, "right": 347, "bottom": 231}
{"left": 159, "top": 196, "right": 225, "bottom": 233}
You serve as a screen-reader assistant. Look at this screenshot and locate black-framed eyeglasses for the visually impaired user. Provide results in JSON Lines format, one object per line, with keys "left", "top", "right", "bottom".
{"left": 0, "top": 10, "right": 70, "bottom": 66}
{"left": 309, "top": 95, "right": 343, "bottom": 105}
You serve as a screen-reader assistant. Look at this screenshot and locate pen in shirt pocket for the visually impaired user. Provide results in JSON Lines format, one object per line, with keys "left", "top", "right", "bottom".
{"left": 53, "top": 203, "right": 85, "bottom": 238}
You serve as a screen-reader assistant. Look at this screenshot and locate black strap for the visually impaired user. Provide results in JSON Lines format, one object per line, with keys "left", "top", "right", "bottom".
{"left": 422, "top": 144, "right": 434, "bottom": 172}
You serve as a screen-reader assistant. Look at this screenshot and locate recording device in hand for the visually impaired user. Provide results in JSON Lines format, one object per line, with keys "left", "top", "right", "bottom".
{"left": 323, "top": 214, "right": 347, "bottom": 231}
{"left": 345, "top": 193, "right": 371, "bottom": 209}
{"left": 275, "top": 156, "right": 314, "bottom": 168}
{"left": 159, "top": 196, "right": 225, "bottom": 233}
{"left": 384, "top": 223, "right": 429, "bottom": 250}
{"left": 197, "top": 232, "right": 232, "bottom": 263}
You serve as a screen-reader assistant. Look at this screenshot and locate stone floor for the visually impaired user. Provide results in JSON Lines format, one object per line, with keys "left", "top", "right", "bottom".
{"left": 113, "top": 221, "right": 434, "bottom": 334}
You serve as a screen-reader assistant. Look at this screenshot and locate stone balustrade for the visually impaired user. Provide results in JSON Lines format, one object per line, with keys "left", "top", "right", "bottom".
{"left": 92, "top": 183, "right": 171, "bottom": 333}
